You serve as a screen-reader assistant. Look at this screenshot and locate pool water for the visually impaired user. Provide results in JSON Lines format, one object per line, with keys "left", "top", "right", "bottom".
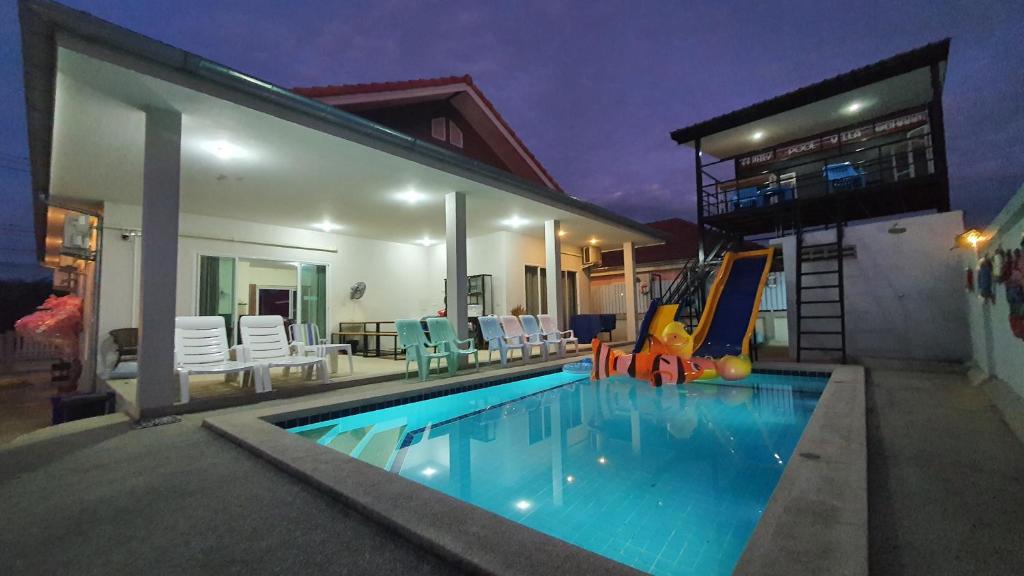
{"left": 288, "top": 371, "right": 824, "bottom": 575}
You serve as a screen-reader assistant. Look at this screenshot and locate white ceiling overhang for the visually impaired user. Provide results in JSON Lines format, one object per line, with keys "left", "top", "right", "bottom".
{"left": 48, "top": 40, "right": 664, "bottom": 249}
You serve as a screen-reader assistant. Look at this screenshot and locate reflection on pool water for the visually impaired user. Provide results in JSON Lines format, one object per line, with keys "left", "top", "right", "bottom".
{"left": 288, "top": 371, "right": 824, "bottom": 575}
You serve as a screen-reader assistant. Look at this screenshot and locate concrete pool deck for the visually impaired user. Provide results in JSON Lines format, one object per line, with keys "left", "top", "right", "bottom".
{"left": 3, "top": 361, "right": 1022, "bottom": 574}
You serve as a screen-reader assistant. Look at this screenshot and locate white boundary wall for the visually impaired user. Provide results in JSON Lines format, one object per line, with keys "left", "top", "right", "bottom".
{"left": 965, "top": 184, "right": 1024, "bottom": 402}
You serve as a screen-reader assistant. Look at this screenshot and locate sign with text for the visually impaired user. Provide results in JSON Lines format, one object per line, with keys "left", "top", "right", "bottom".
{"left": 737, "top": 108, "right": 929, "bottom": 169}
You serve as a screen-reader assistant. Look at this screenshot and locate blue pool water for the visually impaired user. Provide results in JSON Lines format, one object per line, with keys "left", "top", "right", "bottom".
{"left": 288, "top": 371, "right": 824, "bottom": 575}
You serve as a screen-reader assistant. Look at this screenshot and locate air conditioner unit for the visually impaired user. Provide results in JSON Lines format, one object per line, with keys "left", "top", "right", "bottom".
{"left": 62, "top": 214, "right": 92, "bottom": 254}
{"left": 582, "top": 245, "right": 602, "bottom": 268}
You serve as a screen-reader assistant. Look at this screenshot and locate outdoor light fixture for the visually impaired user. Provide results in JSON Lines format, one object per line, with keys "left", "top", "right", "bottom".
{"left": 415, "top": 237, "right": 438, "bottom": 246}
{"left": 203, "top": 140, "right": 243, "bottom": 160}
{"left": 955, "top": 229, "right": 988, "bottom": 250}
{"left": 502, "top": 215, "right": 529, "bottom": 228}
{"left": 558, "top": 229, "right": 567, "bottom": 237}
{"left": 397, "top": 189, "right": 426, "bottom": 204}
{"left": 597, "top": 456, "right": 607, "bottom": 465}
{"left": 842, "top": 101, "right": 866, "bottom": 115}
{"left": 515, "top": 500, "right": 532, "bottom": 511}
{"left": 566, "top": 475, "right": 575, "bottom": 484}
{"left": 751, "top": 131, "right": 765, "bottom": 141}
{"left": 312, "top": 220, "right": 341, "bottom": 232}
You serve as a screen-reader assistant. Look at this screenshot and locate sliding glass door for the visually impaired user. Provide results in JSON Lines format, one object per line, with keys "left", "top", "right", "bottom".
{"left": 198, "top": 256, "right": 327, "bottom": 344}
{"left": 298, "top": 263, "right": 328, "bottom": 339}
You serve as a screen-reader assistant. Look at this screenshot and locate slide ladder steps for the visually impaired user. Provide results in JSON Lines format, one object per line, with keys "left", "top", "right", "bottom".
{"left": 795, "top": 209, "right": 847, "bottom": 363}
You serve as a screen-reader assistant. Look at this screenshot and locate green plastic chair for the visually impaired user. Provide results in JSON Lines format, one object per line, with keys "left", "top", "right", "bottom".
{"left": 426, "top": 317, "right": 479, "bottom": 375}
{"left": 396, "top": 319, "right": 447, "bottom": 381}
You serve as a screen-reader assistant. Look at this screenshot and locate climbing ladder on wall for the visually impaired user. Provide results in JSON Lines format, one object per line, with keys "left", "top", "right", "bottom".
{"left": 794, "top": 208, "right": 847, "bottom": 363}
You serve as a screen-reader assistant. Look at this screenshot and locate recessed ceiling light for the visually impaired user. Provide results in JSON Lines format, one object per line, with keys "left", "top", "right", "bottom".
{"left": 312, "top": 220, "right": 341, "bottom": 232}
{"left": 514, "top": 500, "right": 532, "bottom": 511}
{"left": 751, "top": 131, "right": 765, "bottom": 141}
{"left": 421, "top": 466, "right": 438, "bottom": 477}
{"left": 501, "top": 215, "right": 529, "bottom": 228}
{"left": 396, "top": 190, "right": 426, "bottom": 204}
{"left": 203, "top": 140, "right": 243, "bottom": 160}
{"left": 415, "top": 237, "right": 438, "bottom": 246}
{"left": 558, "top": 230, "right": 567, "bottom": 237}
{"left": 566, "top": 475, "right": 575, "bottom": 483}
{"left": 589, "top": 238, "right": 598, "bottom": 245}
{"left": 597, "top": 456, "right": 607, "bottom": 465}
{"left": 842, "top": 101, "right": 866, "bottom": 115}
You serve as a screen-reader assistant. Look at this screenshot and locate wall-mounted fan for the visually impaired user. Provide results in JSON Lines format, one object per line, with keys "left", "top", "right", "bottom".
{"left": 350, "top": 282, "right": 367, "bottom": 300}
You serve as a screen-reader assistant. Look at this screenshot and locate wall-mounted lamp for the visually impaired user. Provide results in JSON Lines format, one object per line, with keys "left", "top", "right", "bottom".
{"left": 954, "top": 229, "right": 989, "bottom": 250}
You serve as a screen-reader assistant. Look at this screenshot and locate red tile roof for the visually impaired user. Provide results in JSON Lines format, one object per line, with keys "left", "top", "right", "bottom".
{"left": 293, "top": 75, "right": 563, "bottom": 192}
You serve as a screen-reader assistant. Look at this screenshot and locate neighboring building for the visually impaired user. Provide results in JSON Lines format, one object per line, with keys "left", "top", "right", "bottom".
{"left": 17, "top": 0, "right": 666, "bottom": 415}
{"left": 670, "top": 39, "right": 967, "bottom": 363}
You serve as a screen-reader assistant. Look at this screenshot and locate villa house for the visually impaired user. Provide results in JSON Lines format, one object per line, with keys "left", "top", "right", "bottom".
{"left": 18, "top": 0, "right": 666, "bottom": 415}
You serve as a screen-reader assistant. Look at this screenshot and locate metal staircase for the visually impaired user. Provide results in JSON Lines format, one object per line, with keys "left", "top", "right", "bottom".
{"left": 659, "top": 237, "right": 736, "bottom": 332}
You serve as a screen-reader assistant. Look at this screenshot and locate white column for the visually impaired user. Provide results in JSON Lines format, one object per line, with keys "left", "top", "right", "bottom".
{"left": 136, "top": 108, "right": 182, "bottom": 414}
{"left": 544, "top": 220, "right": 564, "bottom": 328}
{"left": 623, "top": 241, "right": 638, "bottom": 342}
{"left": 446, "top": 192, "right": 468, "bottom": 340}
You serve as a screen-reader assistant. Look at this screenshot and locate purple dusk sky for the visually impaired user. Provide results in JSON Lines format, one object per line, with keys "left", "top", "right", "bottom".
{"left": 1, "top": 0, "right": 1022, "bottom": 272}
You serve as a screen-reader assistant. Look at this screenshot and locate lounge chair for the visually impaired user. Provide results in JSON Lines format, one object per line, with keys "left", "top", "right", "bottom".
{"left": 239, "top": 315, "right": 328, "bottom": 390}
{"left": 396, "top": 319, "right": 448, "bottom": 381}
{"left": 520, "top": 315, "right": 561, "bottom": 359}
{"left": 290, "top": 323, "right": 354, "bottom": 376}
{"left": 426, "top": 317, "right": 479, "bottom": 375}
{"left": 174, "top": 316, "right": 260, "bottom": 404}
{"left": 500, "top": 315, "right": 548, "bottom": 362}
{"left": 478, "top": 315, "right": 527, "bottom": 367}
{"left": 537, "top": 314, "right": 579, "bottom": 357}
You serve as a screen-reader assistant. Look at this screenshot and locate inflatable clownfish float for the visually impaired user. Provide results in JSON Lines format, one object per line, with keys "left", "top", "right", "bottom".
{"left": 590, "top": 326, "right": 752, "bottom": 386}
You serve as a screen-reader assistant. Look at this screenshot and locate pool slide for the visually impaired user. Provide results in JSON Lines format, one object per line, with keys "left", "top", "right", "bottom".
{"left": 638, "top": 248, "right": 775, "bottom": 359}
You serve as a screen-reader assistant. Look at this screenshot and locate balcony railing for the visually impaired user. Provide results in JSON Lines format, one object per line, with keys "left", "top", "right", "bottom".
{"left": 700, "top": 132, "right": 935, "bottom": 218}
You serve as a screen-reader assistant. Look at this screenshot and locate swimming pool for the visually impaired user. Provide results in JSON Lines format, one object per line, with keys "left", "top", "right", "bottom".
{"left": 288, "top": 371, "right": 824, "bottom": 575}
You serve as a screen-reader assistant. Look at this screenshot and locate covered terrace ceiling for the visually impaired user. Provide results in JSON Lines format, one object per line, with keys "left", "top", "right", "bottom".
{"left": 671, "top": 39, "right": 949, "bottom": 160}
{"left": 48, "top": 45, "right": 663, "bottom": 249}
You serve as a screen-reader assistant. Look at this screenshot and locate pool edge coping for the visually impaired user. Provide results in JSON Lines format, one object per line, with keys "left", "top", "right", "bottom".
{"left": 204, "top": 362, "right": 865, "bottom": 576}
{"left": 735, "top": 364, "right": 867, "bottom": 576}
{"left": 203, "top": 358, "right": 644, "bottom": 576}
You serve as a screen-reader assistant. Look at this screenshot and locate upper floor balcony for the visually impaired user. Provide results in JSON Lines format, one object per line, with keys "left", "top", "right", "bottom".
{"left": 671, "top": 39, "right": 951, "bottom": 237}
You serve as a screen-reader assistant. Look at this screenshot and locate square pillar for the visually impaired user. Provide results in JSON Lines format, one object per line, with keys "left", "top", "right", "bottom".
{"left": 545, "top": 220, "right": 564, "bottom": 329}
{"left": 446, "top": 192, "right": 468, "bottom": 340}
{"left": 136, "top": 108, "right": 182, "bottom": 414}
{"left": 623, "top": 241, "right": 638, "bottom": 342}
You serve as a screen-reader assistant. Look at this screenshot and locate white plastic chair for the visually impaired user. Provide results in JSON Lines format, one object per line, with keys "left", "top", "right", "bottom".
{"left": 239, "top": 315, "right": 328, "bottom": 390}
{"left": 174, "top": 316, "right": 261, "bottom": 404}
{"left": 520, "top": 315, "right": 561, "bottom": 358}
{"left": 501, "top": 315, "right": 548, "bottom": 362}
{"left": 478, "top": 315, "right": 526, "bottom": 367}
{"left": 290, "top": 323, "right": 354, "bottom": 376}
{"left": 538, "top": 313, "right": 579, "bottom": 356}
